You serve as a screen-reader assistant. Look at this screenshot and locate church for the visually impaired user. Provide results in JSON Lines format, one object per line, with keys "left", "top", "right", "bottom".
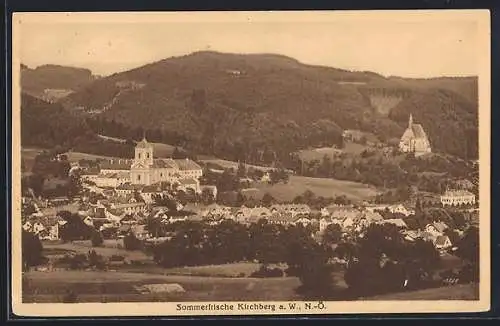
{"left": 399, "top": 113, "right": 432, "bottom": 156}
{"left": 130, "top": 137, "right": 203, "bottom": 186}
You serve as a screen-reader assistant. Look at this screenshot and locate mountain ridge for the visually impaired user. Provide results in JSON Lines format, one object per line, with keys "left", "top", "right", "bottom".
{"left": 23, "top": 51, "right": 478, "bottom": 161}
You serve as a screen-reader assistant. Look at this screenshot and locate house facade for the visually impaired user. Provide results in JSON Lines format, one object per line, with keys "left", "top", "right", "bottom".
{"left": 440, "top": 190, "right": 476, "bottom": 206}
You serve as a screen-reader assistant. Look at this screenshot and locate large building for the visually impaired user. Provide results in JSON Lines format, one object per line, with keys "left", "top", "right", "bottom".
{"left": 399, "top": 114, "right": 432, "bottom": 156}
{"left": 129, "top": 137, "right": 203, "bottom": 186}
{"left": 440, "top": 190, "right": 476, "bottom": 206}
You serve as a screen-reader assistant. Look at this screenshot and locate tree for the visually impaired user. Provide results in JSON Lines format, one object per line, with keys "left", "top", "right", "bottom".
{"left": 235, "top": 191, "right": 245, "bottom": 207}
{"left": 22, "top": 230, "right": 45, "bottom": 270}
{"left": 67, "top": 173, "right": 82, "bottom": 198}
{"left": 172, "top": 147, "right": 186, "bottom": 159}
{"left": 134, "top": 190, "right": 144, "bottom": 203}
{"left": 153, "top": 194, "right": 178, "bottom": 211}
{"left": 344, "top": 224, "right": 441, "bottom": 297}
{"left": 322, "top": 224, "right": 342, "bottom": 246}
{"left": 201, "top": 188, "right": 215, "bottom": 205}
{"left": 58, "top": 212, "right": 93, "bottom": 241}
{"left": 455, "top": 226, "right": 479, "bottom": 283}
{"left": 124, "top": 232, "right": 143, "bottom": 251}
{"left": 261, "top": 193, "right": 275, "bottom": 207}
{"left": 455, "top": 226, "right": 479, "bottom": 264}
{"left": 236, "top": 162, "right": 247, "bottom": 178}
{"left": 87, "top": 249, "right": 107, "bottom": 270}
{"left": 284, "top": 228, "right": 336, "bottom": 299}
{"left": 91, "top": 230, "right": 104, "bottom": 247}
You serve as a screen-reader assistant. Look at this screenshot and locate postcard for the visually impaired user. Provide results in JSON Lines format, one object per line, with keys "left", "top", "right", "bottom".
{"left": 11, "top": 10, "right": 490, "bottom": 316}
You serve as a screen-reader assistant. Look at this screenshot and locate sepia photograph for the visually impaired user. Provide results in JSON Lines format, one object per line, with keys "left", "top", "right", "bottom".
{"left": 11, "top": 10, "right": 490, "bottom": 316}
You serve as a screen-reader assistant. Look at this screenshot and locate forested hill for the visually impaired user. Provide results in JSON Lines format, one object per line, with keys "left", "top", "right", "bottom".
{"left": 51, "top": 51, "right": 477, "bottom": 160}
{"left": 21, "top": 64, "right": 99, "bottom": 100}
{"left": 21, "top": 93, "right": 134, "bottom": 158}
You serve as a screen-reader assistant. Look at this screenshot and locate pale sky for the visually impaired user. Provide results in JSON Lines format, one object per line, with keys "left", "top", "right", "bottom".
{"left": 15, "top": 11, "right": 482, "bottom": 78}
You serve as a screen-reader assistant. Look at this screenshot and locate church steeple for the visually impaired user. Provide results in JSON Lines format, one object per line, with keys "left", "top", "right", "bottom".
{"left": 135, "top": 131, "right": 153, "bottom": 166}
{"left": 408, "top": 113, "right": 413, "bottom": 129}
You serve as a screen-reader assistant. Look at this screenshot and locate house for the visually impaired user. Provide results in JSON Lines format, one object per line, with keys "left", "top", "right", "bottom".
{"left": 119, "top": 214, "right": 138, "bottom": 225}
{"left": 116, "top": 183, "right": 144, "bottom": 197}
{"left": 342, "top": 216, "right": 357, "bottom": 229}
{"left": 176, "top": 178, "right": 201, "bottom": 194}
{"left": 81, "top": 168, "right": 100, "bottom": 183}
{"left": 399, "top": 113, "right": 432, "bottom": 156}
{"left": 268, "top": 212, "right": 295, "bottom": 225}
{"left": 131, "top": 224, "right": 149, "bottom": 240}
{"left": 293, "top": 216, "right": 313, "bottom": 227}
{"left": 319, "top": 217, "right": 342, "bottom": 233}
{"left": 342, "top": 129, "right": 367, "bottom": 143}
{"left": 330, "top": 207, "right": 360, "bottom": 222}
{"left": 425, "top": 221, "right": 449, "bottom": 236}
{"left": 99, "top": 159, "right": 133, "bottom": 174}
{"left": 250, "top": 206, "right": 272, "bottom": 219}
{"left": 261, "top": 172, "right": 271, "bottom": 183}
{"left": 174, "top": 159, "right": 203, "bottom": 180}
{"left": 362, "top": 211, "right": 384, "bottom": 223}
{"left": 403, "top": 230, "right": 422, "bottom": 242}
{"left": 434, "top": 235, "right": 452, "bottom": 250}
{"left": 23, "top": 221, "right": 33, "bottom": 231}
{"left": 270, "top": 204, "right": 311, "bottom": 217}
{"left": 140, "top": 184, "right": 163, "bottom": 204}
{"left": 387, "top": 204, "right": 414, "bottom": 216}
{"left": 32, "top": 221, "right": 46, "bottom": 234}
{"left": 440, "top": 190, "right": 476, "bottom": 206}
{"left": 94, "top": 172, "right": 130, "bottom": 188}
{"left": 82, "top": 216, "right": 94, "bottom": 227}
{"left": 110, "top": 202, "right": 147, "bottom": 215}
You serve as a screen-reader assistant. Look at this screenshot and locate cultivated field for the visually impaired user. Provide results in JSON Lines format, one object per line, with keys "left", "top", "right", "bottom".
{"left": 22, "top": 270, "right": 302, "bottom": 303}
{"left": 253, "top": 175, "right": 380, "bottom": 202}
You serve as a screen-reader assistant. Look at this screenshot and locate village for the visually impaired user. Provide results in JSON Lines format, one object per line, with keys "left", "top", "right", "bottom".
{"left": 22, "top": 115, "right": 479, "bottom": 256}
{"left": 19, "top": 110, "right": 482, "bottom": 304}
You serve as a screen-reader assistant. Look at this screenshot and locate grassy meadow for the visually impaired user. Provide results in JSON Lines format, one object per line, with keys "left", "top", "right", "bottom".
{"left": 362, "top": 283, "right": 479, "bottom": 300}
{"left": 22, "top": 270, "right": 302, "bottom": 303}
{"left": 250, "top": 175, "right": 380, "bottom": 202}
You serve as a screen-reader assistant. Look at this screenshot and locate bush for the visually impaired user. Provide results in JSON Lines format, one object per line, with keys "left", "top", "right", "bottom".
{"left": 250, "top": 265, "right": 284, "bottom": 278}
{"left": 91, "top": 231, "right": 104, "bottom": 247}
{"left": 22, "top": 230, "right": 45, "bottom": 270}
{"left": 123, "top": 233, "right": 143, "bottom": 251}
{"left": 87, "top": 250, "right": 107, "bottom": 270}
{"left": 67, "top": 254, "right": 88, "bottom": 270}
{"left": 109, "top": 254, "right": 125, "bottom": 262}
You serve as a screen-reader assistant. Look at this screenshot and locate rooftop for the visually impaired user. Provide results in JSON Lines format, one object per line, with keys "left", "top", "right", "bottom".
{"left": 442, "top": 190, "right": 475, "bottom": 197}
{"left": 100, "top": 159, "right": 132, "bottom": 170}
{"left": 152, "top": 159, "right": 177, "bottom": 169}
{"left": 174, "top": 159, "right": 202, "bottom": 171}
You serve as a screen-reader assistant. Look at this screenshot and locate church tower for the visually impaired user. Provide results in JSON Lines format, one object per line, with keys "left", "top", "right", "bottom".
{"left": 134, "top": 135, "right": 153, "bottom": 166}
{"left": 408, "top": 113, "right": 413, "bottom": 129}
